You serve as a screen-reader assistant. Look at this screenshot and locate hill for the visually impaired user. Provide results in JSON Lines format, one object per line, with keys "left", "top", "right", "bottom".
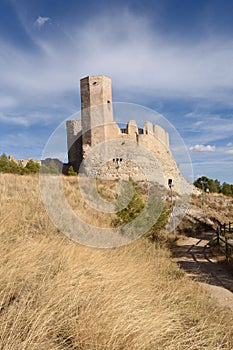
{"left": 0, "top": 174, "right": 233, "bottom": 349}
{"left": 177, "top": 191, "right": 233, "bottom": 235}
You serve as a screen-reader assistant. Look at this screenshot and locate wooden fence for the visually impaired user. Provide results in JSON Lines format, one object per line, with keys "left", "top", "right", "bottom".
{"left": 215, "top": 222, "right": 233, "bottom": 261}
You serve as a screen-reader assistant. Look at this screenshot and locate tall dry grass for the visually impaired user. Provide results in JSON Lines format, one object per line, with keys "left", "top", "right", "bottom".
{"left": 62, "top": 177, "right": 117, "bottom": 227}
{"left": 0, "top": 174, "right": 233, "bottom": 349}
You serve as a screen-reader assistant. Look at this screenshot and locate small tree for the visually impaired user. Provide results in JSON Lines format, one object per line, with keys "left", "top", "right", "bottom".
{"left": 194, "top": 176, "right": 221, "bottom": 193}
{"left": 208, "top": 178, "right": 221, "bottom": 193}
{"left": 47, "top": 160, "right": 59, "bottom": 175}
{"left": 221, "top": 182, "right": 233, "bottom": 196}
{"left": 40, "top": 160, "right": 59, "bottom": 174}
{"left": 25, "top": 159, "right": 40, "bottom": 173}
{"left": 0, "top": 153, "right": 10, "bottom": 173}
{"left": 67, "top": 165, "right": 77, "bottom": 176}
{"left": 40, "top": 164, "right": 50, "bottom": 174}
{"left": 194, "top": 176, "right": 209, "bottom": 190}
{"left": 113, "top": 179, "right": 145, "bottom": 226}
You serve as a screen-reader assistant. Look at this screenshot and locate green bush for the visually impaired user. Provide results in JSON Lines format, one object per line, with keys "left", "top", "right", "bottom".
{"left": 40, "top": 160, "right": 59, "bottom": 175}
{"left": 112, "top": 179, "right": 169, "bottom": 239}
{"left": 67, "top": 165, "right": 77, "bottom": 176}
{"left": 113, "top": 180, "right": 145, "bottom": 226}
{"left": 146, "top": 206, "right": 170, "bottom": 239}
{"left": 194, "top": 176, "right": 233, "bottom": 197}
{"left": 221, "top": 182, "right": 233, "bottom": 196}
{"left": 24, "top": 159, "right": 40, "bottom": 173}
{"left": 0, "top": 154, "right": 41, "bottom": 175}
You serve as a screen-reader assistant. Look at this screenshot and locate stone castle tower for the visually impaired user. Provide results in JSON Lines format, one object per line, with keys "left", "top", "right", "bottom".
{"left": 80, "top": 76, "right": 120, "bottom": 156}
{"left": 81, "top": 75, "right": 114, "bottom": 142}
{"left": 66, "top": 75, "right": 185, "bottom": 192}
{"left": 67, "top": 75, "right": 118, "bottom": 171}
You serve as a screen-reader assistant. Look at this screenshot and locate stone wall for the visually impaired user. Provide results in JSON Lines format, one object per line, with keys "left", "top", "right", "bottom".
{"left": 66, "top": 120, "right": 82, "bottom": 172}
{"left": 81, "top": 119, "right": 187, "bottom": 193}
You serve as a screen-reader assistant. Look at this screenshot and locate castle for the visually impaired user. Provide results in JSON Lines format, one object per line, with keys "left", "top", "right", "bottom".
{"left": 66, "top": 75, "right": 185, "bottom": 192}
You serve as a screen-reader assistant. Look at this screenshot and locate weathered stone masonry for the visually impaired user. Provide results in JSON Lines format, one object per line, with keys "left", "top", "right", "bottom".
{"left": 66, "top": 75, "right": 185, "bottom": 192}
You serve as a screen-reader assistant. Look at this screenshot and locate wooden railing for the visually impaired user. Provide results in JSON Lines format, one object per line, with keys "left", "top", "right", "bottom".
{"left": 215, "top": 222, "right": 233, "bottom": 261}
{"left": 219, "top": 222, "right": 233, "bottom": 235}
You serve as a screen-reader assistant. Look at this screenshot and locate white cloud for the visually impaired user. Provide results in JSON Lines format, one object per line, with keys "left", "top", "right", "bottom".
{"left": 227, "top": 142, "right": 233, "bottom": 147}
{"left": 0, "top": 109, "right": 68, "bottom": 127}
{"left": 180, "top": 114, "right": 233, "bottom": 147}
{"left": 189, "top": 144, "right": 216, "bottom": 152}
{"left": 0, "top": 11, "right": 233, "bottom": 100}
{"left": 34, "top": 16, "right": 50, "bottom": 28}
{"left": 225, "top": 149, "right": 233, "bottom": 155}
{"left": 0, "top": 114, "right": 30, "bottom": 126}
{"left": 0, "top": 10, "right": 233, "bottom": 131}
{"left": 0, "top": 132, "right": 46, "bottom": 159}
{"left": 0, "top": 95, "right": 18, "bottom": 109}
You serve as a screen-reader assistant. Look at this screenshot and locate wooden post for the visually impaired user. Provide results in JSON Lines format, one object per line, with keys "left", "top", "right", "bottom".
{"left": 223, "top": 223, "right": 226, "bottom": 235}
{"left": 217, "top": 226, "right": 220, "bottom": 246}
{"left": 225, "top": 235, "right": 229, "bottom": 260}
{"left": 220, "top": 223, "right": 222, "bottom": 235}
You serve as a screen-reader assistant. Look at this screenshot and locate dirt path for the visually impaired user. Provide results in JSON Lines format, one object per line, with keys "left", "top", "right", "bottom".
{"left": 172, "top": 232, "right": 233, "bottom": 311}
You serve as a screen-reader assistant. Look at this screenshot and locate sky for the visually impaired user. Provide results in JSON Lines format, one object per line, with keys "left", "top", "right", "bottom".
{"left": 0, "top": 0, "right": 233, "bottom": 183}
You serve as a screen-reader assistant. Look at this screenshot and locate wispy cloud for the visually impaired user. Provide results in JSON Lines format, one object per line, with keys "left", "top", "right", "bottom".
{"left": 34, "top": 16, "right": 50, "bottom": 28}
{"left": 225, "top": 149, "right": 233, "bottom": 155}
{"left": 189, "top": 144, "right": 216, "bottom": 152}
{"left": 0, "top": 131, "right": 46, "bottom": 159}
{"left": 179, "top": 113, "right": 233, "bottom": 148}
{"left": 0, "top": 95, "right": 18, "bottom": 109}
{"left": 0, "top": 107, "right": 73, "bottom": 127}
{"left": 0, "top": 113, "right": 30, "bottom": 126}
{"left": 1, "top": 11, "right": 233, "bottom": 103}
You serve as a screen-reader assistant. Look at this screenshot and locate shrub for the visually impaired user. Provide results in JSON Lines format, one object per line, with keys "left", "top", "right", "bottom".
{"left": 67, "top": 165, "right": 77, "bottom": 176}
{"left": 24, "top": 159, "right": 40, "bottom": 173}
{"left": 112, "top": 179, "right": 169, "bottom": 239}
{"left": 113, "top": 179, "right": 145, "bottom": 226}
{"left": 40, "top": 160, "right": 59, "bottom": 175}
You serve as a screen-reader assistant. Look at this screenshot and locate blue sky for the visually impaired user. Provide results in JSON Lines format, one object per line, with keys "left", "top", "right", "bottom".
{"left": 0, "top": 0, "right": 233, "bottom": 183}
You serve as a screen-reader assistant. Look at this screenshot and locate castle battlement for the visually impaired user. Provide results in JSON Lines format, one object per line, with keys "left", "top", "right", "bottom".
{"left": 118, "top": 120, "right": 169, "bottom": 148}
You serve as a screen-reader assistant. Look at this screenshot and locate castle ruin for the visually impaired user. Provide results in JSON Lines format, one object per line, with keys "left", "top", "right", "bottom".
{"left": 66, "top": 75, "right": 185, "bottom": 192}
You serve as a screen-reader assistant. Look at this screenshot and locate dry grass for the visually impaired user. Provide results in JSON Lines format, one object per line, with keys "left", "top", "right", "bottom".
{"left": 177, "top": 192, "right": 233, "bottom": 236}
{"left": 0, "top": 174, "right": 233, "bottom": 349}
{"left": 62, "top": 177, "right": 117, "bottom": 228}
{"left": 192, "top": 192, "right": 233, "bottom": 224}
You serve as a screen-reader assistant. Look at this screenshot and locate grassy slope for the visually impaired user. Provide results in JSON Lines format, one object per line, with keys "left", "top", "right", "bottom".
{"left": 0, "top": 174, "right": 233, "bottom": 350}
{"left": 178, "top": 191, "right": 233, "bottom": 236}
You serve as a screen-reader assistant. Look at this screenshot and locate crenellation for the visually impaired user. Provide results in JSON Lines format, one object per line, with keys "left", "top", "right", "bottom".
{"left": 127, "top": 120, "right": 138, "bottom": 136}
{"left": 143, "top": 121, "right": 153, "bottom": 135}
{"left": 154, "top": 125, "right": 168, "bottom": 147}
